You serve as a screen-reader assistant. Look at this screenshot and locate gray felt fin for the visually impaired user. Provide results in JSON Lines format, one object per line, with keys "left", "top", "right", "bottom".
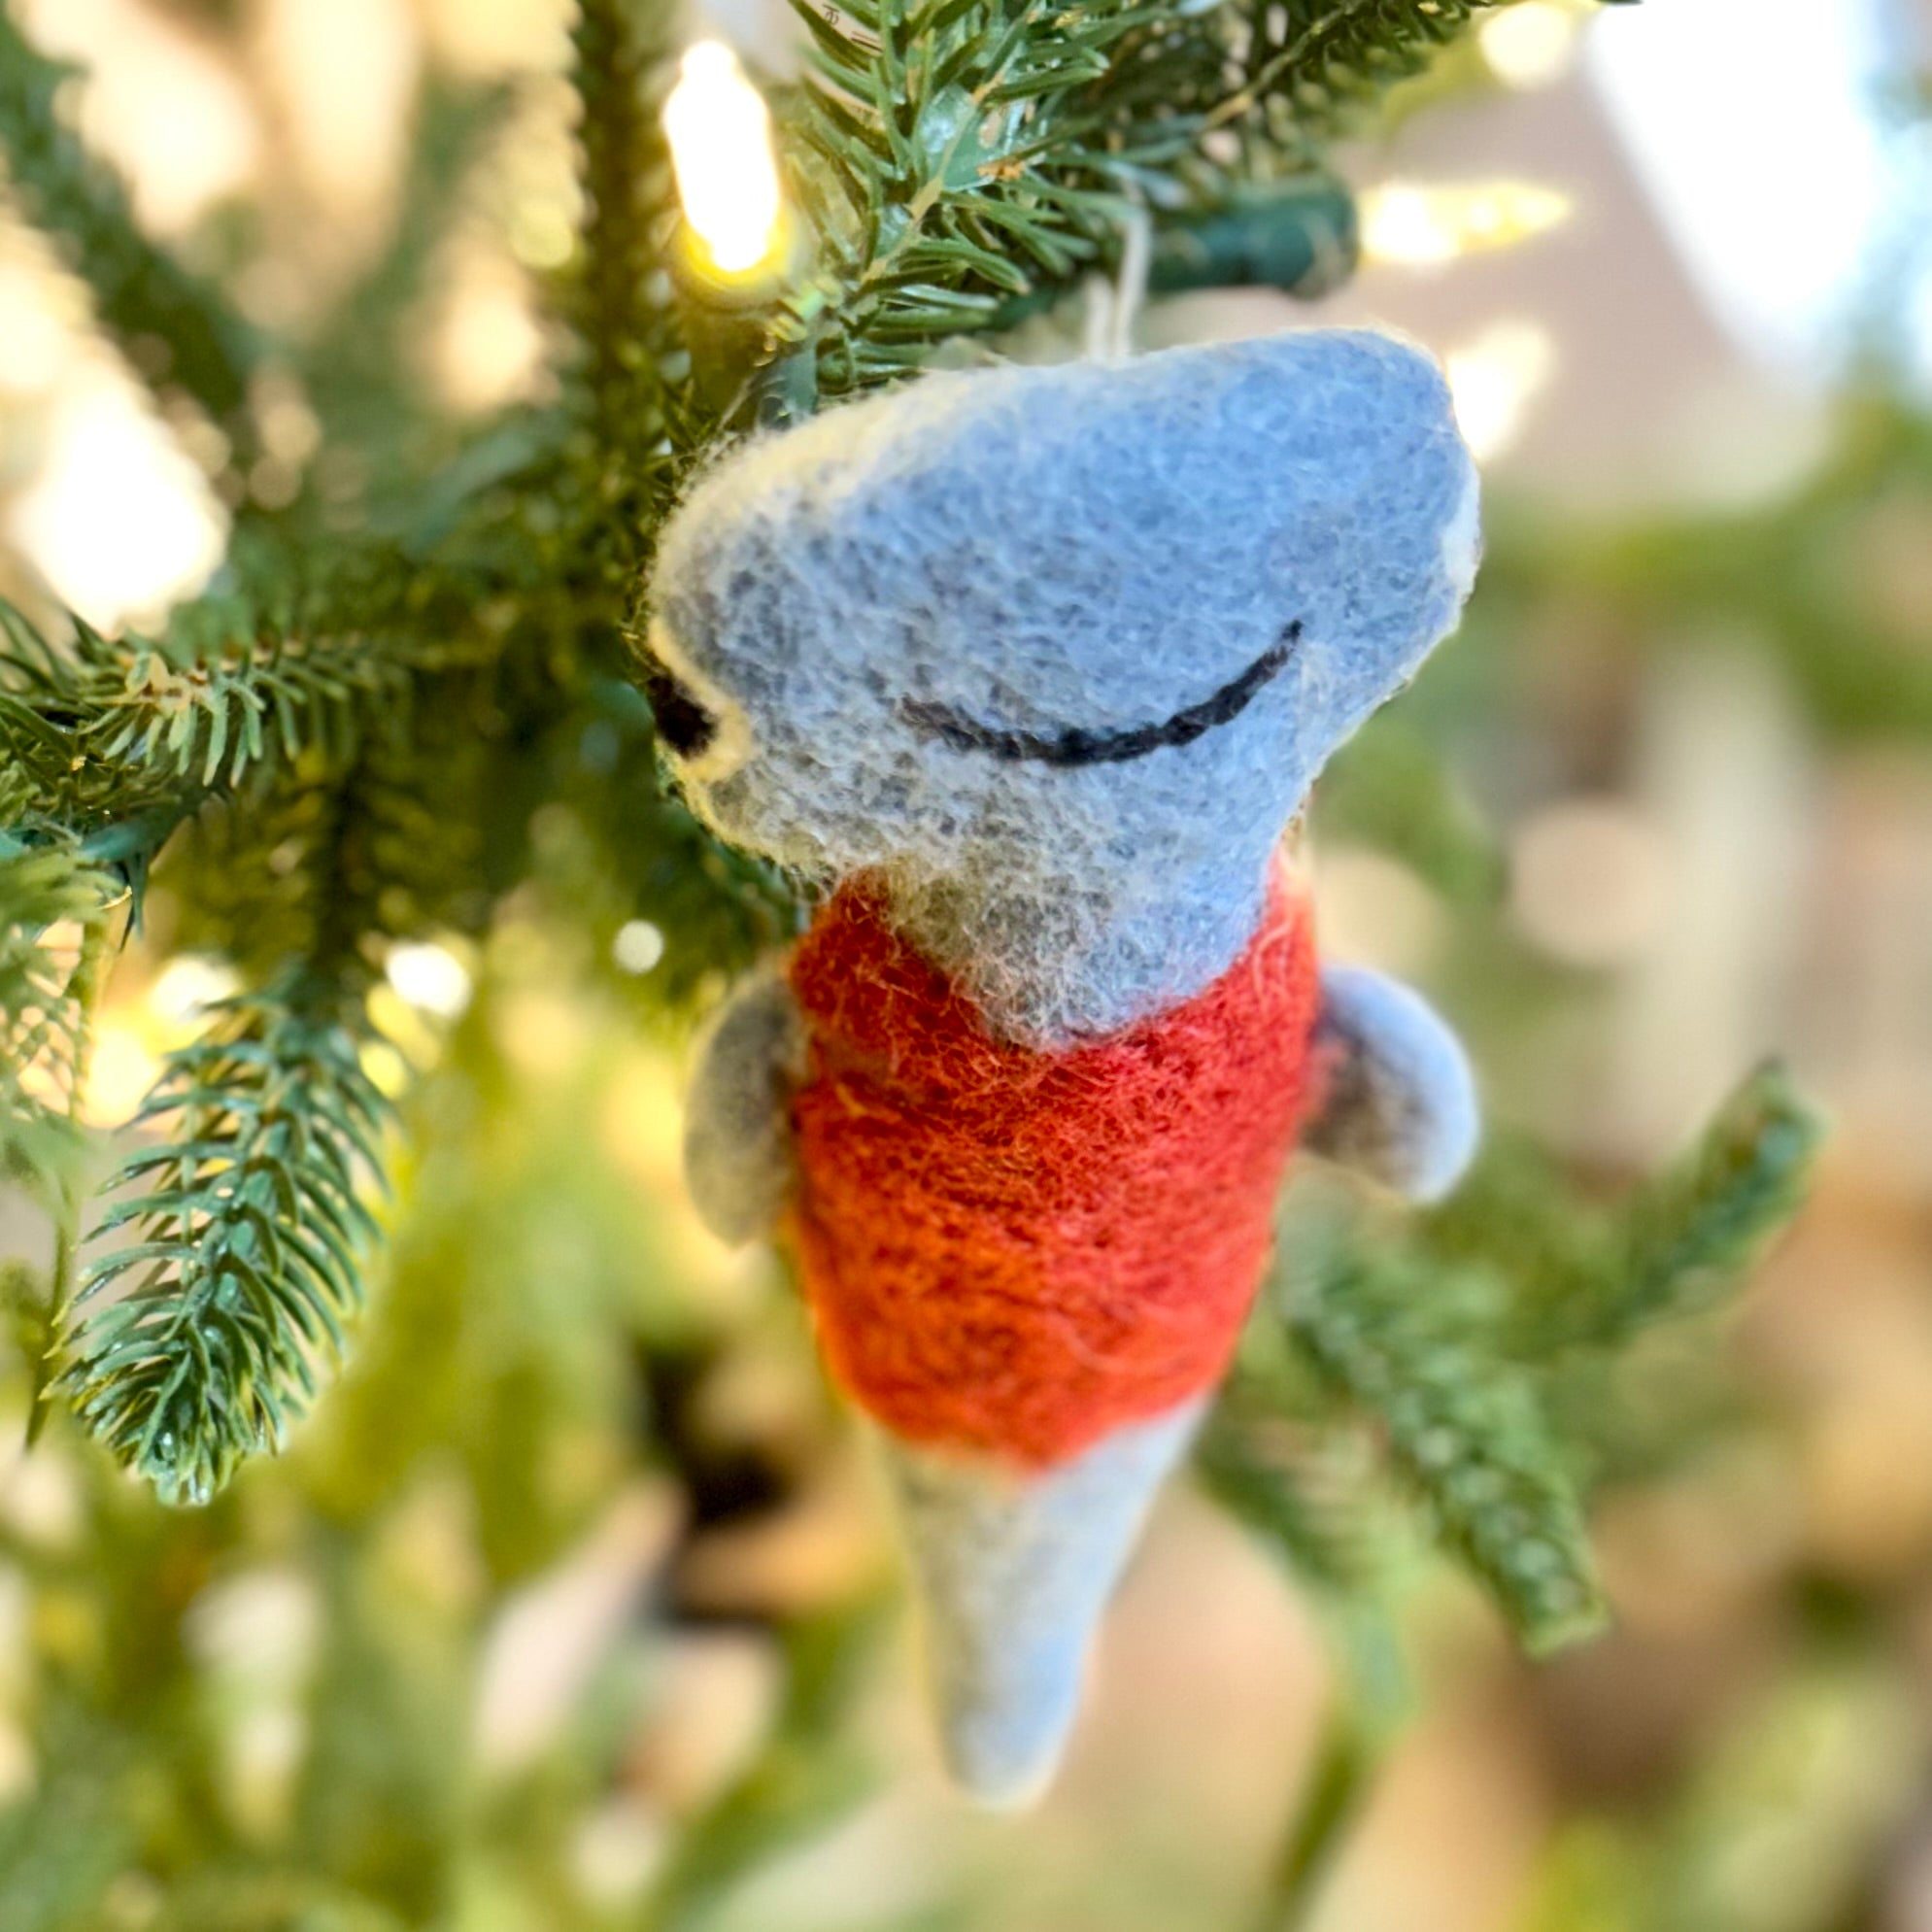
{"left": 1305, "top": 964, "right": 1478, "bottom": 1203}
{"left": 682, "top": 963, "right": 806, "bottom": 1244}
{"left": 880, "top": 1400, "right": 1203, "bottom": 1808}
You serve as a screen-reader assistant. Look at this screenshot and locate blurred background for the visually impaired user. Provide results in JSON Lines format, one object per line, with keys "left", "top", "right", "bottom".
{"left": 5, "top": 1, "right": 1932, "bottom": 1928}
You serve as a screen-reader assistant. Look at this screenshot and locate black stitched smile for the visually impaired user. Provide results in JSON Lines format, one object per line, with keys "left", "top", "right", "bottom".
{"left": 899, "top": 620, "right": 1302, "bottom": 767}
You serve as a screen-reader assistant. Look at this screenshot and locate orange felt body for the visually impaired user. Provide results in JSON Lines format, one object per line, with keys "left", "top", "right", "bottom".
{"left": 783, "top": 866, "right": 1321, "bottom": 1469}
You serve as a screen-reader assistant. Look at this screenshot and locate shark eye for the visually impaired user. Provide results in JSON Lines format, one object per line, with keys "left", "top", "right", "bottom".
{"left": 639, "top": 652, "right": 718, "bottom": 760}
{"left": 635, "top": 618, "right": 754, "bottom": 784}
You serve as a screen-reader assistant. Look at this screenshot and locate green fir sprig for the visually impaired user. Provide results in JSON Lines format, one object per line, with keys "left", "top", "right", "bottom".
{"left": 1287, "top": 1249, "right": 1610, "bottom": 1653}
{"left": 1240, "top": 1065, "right": 1825, "bottom": 1656}
{"left": 1532, "top": 1062, "right": 1825, "bottom": 1354}
{"left": 0, "top": 570, "right": 491, "bottom": 848}
{"left": 57, "top": 980, "right": 390, "bottom": 1508}
{"left": 786, "top": 0, "right": 1154, "bottom": 389}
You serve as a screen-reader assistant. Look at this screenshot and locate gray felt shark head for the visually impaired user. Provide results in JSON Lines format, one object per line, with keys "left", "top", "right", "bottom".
{"left": 647, "top": 329, "right": 1480, "bottom": 1042}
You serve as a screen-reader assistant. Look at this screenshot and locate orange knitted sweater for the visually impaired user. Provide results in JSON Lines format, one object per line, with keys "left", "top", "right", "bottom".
{"left": 783, "top": 866, "right": 1321, "bottom": 1469}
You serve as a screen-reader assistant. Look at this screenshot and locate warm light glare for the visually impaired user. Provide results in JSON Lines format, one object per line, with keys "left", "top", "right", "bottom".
{"left": 148, "top": 955, "right": 241, "bottom": 1025}
{"left": 433, "top": 244, "right": 547, "bottom": 413}
{"left": 4, "top": 378, "right": 227, "bottom": 631}
{"left": 385, "top": 940, "right": 475, "bottom": 1020}
{"left": 612, "top": 921, "right": 664, "bottom": 975}
{"left": 1478, "top": 1, "right": 1583, "bottom": 90}
{"left": 84, "top": 1023, "right": 162, "bottom": 1128}
{"left": 19, "top": 0, "right": 260, "bottom": 235}
{"left": 663, "top": 43, "right": 784, "bottom": 276}
{"left": 0, "top": 261, "right": 79, "bottom": 398}
{"left": 1361, "top": 183, "right": 1573, "bottom": 268}
{"left": 1446, "top": 320, "right": 1557, "bottom": 463}
{"left": 258, "top": 0, "right": 422, "bottom": 220}
{"left": 1586, "top": 0, "right": 1892, "bottom": 380}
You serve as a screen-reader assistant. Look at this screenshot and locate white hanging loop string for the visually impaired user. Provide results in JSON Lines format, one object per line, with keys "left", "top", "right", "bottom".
{"left": 1081, "top": 205, "right": 1153, "bottom": 362}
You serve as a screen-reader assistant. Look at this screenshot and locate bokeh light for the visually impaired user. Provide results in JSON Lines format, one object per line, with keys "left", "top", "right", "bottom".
{"left": 663, "top": 43, "right": 785, "bottom": 277}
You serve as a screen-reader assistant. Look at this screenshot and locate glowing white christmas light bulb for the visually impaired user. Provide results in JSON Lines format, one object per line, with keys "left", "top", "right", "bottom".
{"left": 664, "top": 43, "right": 784, "bottom": 277}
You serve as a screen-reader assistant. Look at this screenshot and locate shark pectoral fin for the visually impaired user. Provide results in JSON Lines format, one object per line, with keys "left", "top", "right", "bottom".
{"left": 1305, "top": 965, "right": 1478, "bottom": 1204}
{"left": 881, "top": 1399, "right": 1205, "bottom": 1808}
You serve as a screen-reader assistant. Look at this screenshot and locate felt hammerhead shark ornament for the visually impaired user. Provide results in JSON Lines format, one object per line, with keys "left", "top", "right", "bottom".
{"left": 645, "top": 328, "right": 1483, "bottom": 1805}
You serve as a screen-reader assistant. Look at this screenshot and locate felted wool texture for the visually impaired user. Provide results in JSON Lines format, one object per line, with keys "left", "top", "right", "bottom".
{"left": 884, "top": 1397, "right": 1204, "bottom": 1807}
{"left": 682, "top": 962, "right": 808, "bottom": 1245}
{"left": 649, "top": 327, "right": 1481, "bottom": 1048}
{"left": 782, "top": 863, "right": 1320, "bottom": 1469}
{"left": 1305, "top": 965, "right": 1480, "bottom": 1204}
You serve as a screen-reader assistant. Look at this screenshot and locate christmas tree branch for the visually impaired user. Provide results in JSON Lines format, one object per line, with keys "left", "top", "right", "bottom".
{"left": 58, "top": 975, "right": 390, "bottom": 1507}
{"left": 0, "top": 569, "right": 488, "bottom": 854}
{"left": 1250, "top": 1706, "right": 1387, "bottom": 1932}
{"left": 1614, "top": 1065, "right": 1823, "bottom": 1324}
{"left": 1424, "top": 1064, "right": 1826, "bottom": 1363}
{"left": 1287, "top": 1249, "right": 1610, "bottom": 1654}
{"left": 0, "top": 823, "right": 119, "bottom": 1208}
{"left": 1239, "top": 1065, "right": 1821, "bottom": 1660}
{"left": 566, "top": 0, "right": 693, "bottom": 584}
{"left": 297, "top": 75, "right": 516, "bottom": 489}
{"left": 1517, "top": 1062, "right": 1825, "bottom": 1355}
{"left": 1205, "top": 0, "right": 1505, "bottom": 147}
{"left": 0, "top": 8, "right": 259, "bottom": 442}
{"left": 785, "top": 0, "right": 1514, "bottom": 385}
{"left": 1197, "top": 1313, "right": 1396, "bottom": 1604}
{"left": 28, "top": 906, "right": 106, "bottom": 1443}
{"left": 1197, "top": 1405, "right": 1389, "bottom": 1604}
{"left": 788, "top": 0, "right": 1148, "bottom": 389}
